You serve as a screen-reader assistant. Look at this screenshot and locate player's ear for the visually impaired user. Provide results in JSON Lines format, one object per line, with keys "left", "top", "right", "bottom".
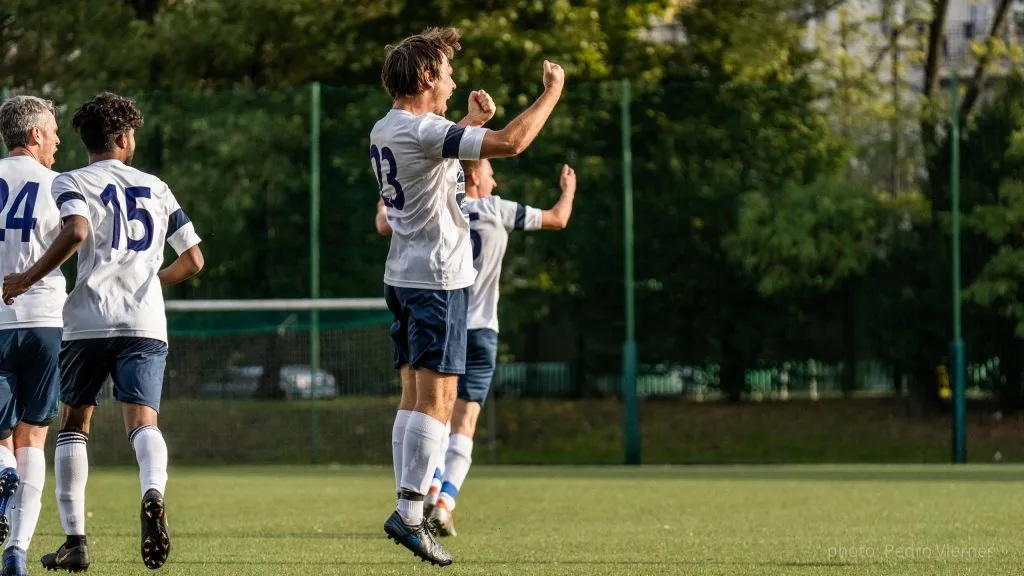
{"left": 116, "top": 131, "right": 129, "bottom": 150}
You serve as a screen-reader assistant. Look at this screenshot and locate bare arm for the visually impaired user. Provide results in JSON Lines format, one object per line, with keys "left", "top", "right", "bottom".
{"left": 540, "top": 164, "right": 576, "bottom": 230}
{"left": 159, "top": 244, "right": 204, "bottom": 286}
{"left": 375, "top": 199, "right": 392, "bottom": 236}
{"left": 2, "top": 215, "right": 88, "bottom": 304}
{"left": 480, "top": 61, "right": 565, "bottom": 159}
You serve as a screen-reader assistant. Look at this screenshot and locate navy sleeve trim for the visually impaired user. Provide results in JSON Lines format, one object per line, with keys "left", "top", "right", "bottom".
{"left": 56, "top": 192, "right": 85, "bottom": 208}
{"left": 442, "top": 124, "right": 466, "bottom": 159}
{"left": 514, "top": 203, "right": 526, "bottom": 230}
{"left": 168, "top": 208, "right": 191, "bottom": 235}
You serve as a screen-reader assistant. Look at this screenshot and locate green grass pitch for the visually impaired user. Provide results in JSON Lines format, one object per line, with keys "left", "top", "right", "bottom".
{"left": 26, "top": 465, "right": 1023, "bottom": 575}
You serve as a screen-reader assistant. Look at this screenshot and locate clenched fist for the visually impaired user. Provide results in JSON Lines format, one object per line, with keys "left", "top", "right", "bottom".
{"left": 543, "top": 60, "right": 565, "bottom": 92}
{"left": 466, "top": 90, "right": 495, "bottom": 126}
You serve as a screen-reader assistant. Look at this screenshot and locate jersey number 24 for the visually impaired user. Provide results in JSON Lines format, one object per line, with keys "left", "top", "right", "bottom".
{"left": 370, "top": 145, "right": 405, "bottom": 210}
{"left": 0, "top": 178, "right": 40, "bottom": 242}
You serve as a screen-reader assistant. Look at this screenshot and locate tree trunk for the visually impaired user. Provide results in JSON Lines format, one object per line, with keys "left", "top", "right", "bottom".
{"left": 958, "top": 0, "right": 1014, "bottom": 121}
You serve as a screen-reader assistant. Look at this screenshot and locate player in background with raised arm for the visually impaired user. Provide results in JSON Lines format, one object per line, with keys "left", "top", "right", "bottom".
{"left": 370, "top": 25, "right": 564, "bottom": 566}
{"left": 377, "top": 160, "right": 577, "bottom": 538}
{"left": 0, "top": 95, "right": 65, "bottom": 576}
{"left": 2, "top": 92, "right": 204, "bottom": 573}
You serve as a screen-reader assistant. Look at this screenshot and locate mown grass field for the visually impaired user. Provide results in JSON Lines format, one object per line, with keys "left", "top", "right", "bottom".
{"left": 25, "top": 464, "right": 1023, "bottom": 575}
{"left": 67, "top": 397, "right": 1024, "bottom": 466}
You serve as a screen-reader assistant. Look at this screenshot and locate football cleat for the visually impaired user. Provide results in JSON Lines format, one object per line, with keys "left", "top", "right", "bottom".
{"left": 384, "top": 511, "right": 453, "bottom": 566}
{"left": 2, "top": 546, "right": 27, "bottom": 576}
{"left": 40, "top": 541, "right": 90, "bottom": 573}
{"left": 0, "top": 468, "right": 19, "bottom": 544}
{"left": 428, "top": 502, "right": 457, "bottom": 538}
{"left": 140, "top": 489, "right": 170, "bottom": 569}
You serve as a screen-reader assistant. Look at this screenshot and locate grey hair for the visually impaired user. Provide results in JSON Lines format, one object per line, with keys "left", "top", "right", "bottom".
{"left": 0, "top": 96, "right": 56, "bottom": 150}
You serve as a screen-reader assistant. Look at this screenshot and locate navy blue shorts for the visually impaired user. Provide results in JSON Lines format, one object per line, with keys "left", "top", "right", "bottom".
{"left": 384, "top": 285, "right": 468, "bottom": 375}
{"left": 458, "top": 328, "right": 498, "bottom": 405}
{"left": 0, "top": 328, "right": 61, "bottom": 430}
{"left": 59, "top": 337, "right": 168, "bottom": 412}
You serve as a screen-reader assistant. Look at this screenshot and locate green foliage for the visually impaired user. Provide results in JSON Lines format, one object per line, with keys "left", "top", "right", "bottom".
{"left": 7, "top": 0, "right": 1024, "bottom": 408}
{"left": 727, "top": 178, "right": 886, "bottom": 296}
{"left": 965, "top": 180, "right": 1024, "bottom": 336}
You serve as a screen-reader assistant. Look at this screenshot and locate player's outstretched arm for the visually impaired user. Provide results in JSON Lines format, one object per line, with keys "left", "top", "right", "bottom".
{"left": 158, "top": 244, "right": 204, "bottom": 287}
{"left": 541, "top": 164, "right": 576, "bottom": 230}
{"left": 2, "top": 215, "right": 89, "bottom": 304}
{"left": 375, "top": 199, "right": 393, "bottom": 236}
{"left": 479, "top": 61, "right": 565, "bottom": 159}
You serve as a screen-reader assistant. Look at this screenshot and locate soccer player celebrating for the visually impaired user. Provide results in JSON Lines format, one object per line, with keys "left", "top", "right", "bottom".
{"left": 2, "top": 92, "right": 204, "bottom": 572}
{"left": 430, "top": 159, "right": 575, "bottom": 536}
{"left": 377, "top": 160, "right": 577, "bottom": 538}
{"left": 0, "top": 95, "right": 65, "bottom": 576}
{"left": 370, "top": 26, "right": 564, "bottom": 565}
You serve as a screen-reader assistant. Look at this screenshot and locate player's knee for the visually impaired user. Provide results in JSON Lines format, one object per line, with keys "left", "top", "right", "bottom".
{"left": 14, "top": 421, "right": 50, "bottom": 448}
{"left": 122, "top": 402, "right": 158, "bottom": 434}
{"left": 59, "top": 404, "right": 93, "bottom": 432}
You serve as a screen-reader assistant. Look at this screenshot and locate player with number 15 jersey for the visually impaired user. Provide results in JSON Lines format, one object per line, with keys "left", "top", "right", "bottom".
{"left": 2, "top": 92, "right": 204, "bottom": 573}
{"left": 52, "top": 159, "right": 199, "bottom": 341}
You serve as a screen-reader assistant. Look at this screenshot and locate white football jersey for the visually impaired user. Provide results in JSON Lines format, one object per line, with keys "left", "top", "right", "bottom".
{"left": 0, "top": 156, "right": 66, "bottom": 329}
{"left": 464, "top": 195, "right": 542, "bottom": 332}
{"left": 369, "top": 109, "right": 486, "bottom": 290}
{"left": 53, "top": 159, "right": 201, "bottom": 343}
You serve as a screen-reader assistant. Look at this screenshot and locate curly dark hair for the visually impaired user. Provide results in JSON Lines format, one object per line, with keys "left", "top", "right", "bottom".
{"left": 71, "top": 92, "right": 144, "bottom": 154}
{"left": 381, "top": 27, "right": 461, "bottom": 100}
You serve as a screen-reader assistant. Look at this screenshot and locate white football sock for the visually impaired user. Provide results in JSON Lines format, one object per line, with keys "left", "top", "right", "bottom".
{"left": 424, "top": 420, "right": 449, "bottom": 506}
{"left": 397, "top": 411, "right": 446, "bottom": 524}
{"left": 7, "top": 447, "right": 45, "bottom": 551}
{"left": 130, "top": 425, "right": 168, "bottom": 498}
{"left": 440, "top": 433, "right": 473, "bottom": 512}
{"left": 391, "top": 410, "right": 412, "bottom": 494}
{"left": 438, "top": 420, "right": 451, "bottom": 476}
{"left": 55, "top": 432, "right": 89, "bottom": 536}
{"left": 0, "top": 445, "right": 16, "bottom": 471}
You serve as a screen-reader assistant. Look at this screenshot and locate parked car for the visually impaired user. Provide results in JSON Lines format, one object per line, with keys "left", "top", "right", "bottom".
{"left": 198, "top": 365, "right": 338, "bottom": 399}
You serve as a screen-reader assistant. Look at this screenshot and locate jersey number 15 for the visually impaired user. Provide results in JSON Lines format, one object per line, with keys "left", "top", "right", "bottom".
{"left": 101, "top": 184, "right": 154, "bottom": 251}
{"left": 0, "top": 178, "right": 40, "bottom": 243}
